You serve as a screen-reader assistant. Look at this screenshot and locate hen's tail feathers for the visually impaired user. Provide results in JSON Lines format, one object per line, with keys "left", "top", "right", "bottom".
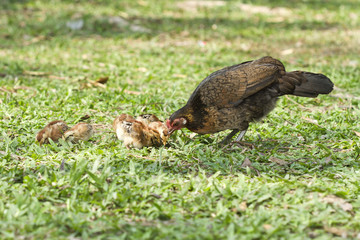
{"left": 279, "top": 71, "right": 334, "bottom": 98}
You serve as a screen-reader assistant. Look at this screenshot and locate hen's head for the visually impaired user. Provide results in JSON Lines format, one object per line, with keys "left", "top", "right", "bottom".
{"left": 166, "top": 117, "right": 187, "bottom": 135}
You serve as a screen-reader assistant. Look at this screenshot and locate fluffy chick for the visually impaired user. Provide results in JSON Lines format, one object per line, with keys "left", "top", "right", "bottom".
{"left": 148, "top": 121, "right": 169, "bottom": 145}
{"left": 63, "top": 123, "right": 93, "bottom": 142}
{"left": 113, "top": 114, "right": 135, "bottom": 141}
{"left": 36, "top": 120, "right": 69, "bottom": 145}
{"left": 136, "top": 114, "right": 160, "bottom": 125}
{"left": 120, "top": 119, "right": 162, "bottom": 149}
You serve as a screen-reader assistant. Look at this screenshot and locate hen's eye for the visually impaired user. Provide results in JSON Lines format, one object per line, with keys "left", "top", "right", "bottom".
{"left": 173, "top": 122, "right": 179, "bottom": 127}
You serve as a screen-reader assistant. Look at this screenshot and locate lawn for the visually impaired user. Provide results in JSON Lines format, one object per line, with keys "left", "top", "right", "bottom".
{"left": 1, "top": 0, "right": 360, "bottom": 239}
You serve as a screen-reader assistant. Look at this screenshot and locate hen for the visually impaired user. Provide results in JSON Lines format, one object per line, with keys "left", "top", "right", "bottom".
{"left": 167, "top": 56, "right": 334, "bottom": 144}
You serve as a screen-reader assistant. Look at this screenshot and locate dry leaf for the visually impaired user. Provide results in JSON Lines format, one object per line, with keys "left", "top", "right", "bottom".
{"left": 123, "top": 90, "right": 141, "bottom": 95}
{"left": 301, "top": 117, "right": 319, "bottom": 125}
{"left": 324, "top": 226, "right": 347, "bottom": 238}
{"left": 189, "top": 133, "right": 197, "bottom": 139}
{"left": 23, "top": 70, "right": 49, "bottom": 76}
{"left": 13, "top": 86, "right": 34, "bottom": 91}
{"left": 241, "top": 158, "right": 252, "bottom": 168}
{"left": 88, "top": 80, "right": 106, "bottom": 88}
{"left": 239, "top": 201, "right": 247, "bottom": 211}
{"left": 309, "top": 193, "right": 353, "bottom": 212}
{"left": 0, "top": 87, "right": 15, "bottom": 93}
{"left": 96, "top": 76, "right": 109, "bottom": 84}
{"left": 269, "top": 156, "right": 288, "bottom": 165}
{"left": 263, "top": 224, "right": 272, "bottom": 230}
{"left": 354, "top": 131, "right": 360, "bottom": 137}
{"left": 281, "top": 48, "right": 294, "bottom": 55}
{"left": 322, "top": 195, "right": 353, "bottom": 212}
{"left": 48, "top": 75, "right": 67, "bottom": 80}
{"left": 173, "top": 74, "right": 187, "bottom": 78}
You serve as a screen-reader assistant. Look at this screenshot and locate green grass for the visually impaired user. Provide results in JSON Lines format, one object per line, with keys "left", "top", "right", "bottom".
{"left": 1, "top": 0, "right": 360, "bottom": 239}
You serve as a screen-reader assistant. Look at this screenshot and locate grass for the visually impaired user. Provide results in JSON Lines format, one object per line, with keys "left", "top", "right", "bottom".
{"left": 1, "top": 0, "right": 360, "bottom": 239}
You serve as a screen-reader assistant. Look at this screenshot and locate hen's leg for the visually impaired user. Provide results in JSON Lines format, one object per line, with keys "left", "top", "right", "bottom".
{"left": 219, "top": 129, "right": 239, "bottom": 145}
{"left": 235, "top": 130, "right": 247, "bottom": 141}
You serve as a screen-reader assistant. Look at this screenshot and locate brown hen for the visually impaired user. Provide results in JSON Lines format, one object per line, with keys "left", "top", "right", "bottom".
{"left": 167, "top": 56, "right": 334, "bottom": 144}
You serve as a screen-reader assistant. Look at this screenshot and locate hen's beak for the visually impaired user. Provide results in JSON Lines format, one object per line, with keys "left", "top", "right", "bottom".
{"left": 166, "top": 119, "right": 175, "bottom": 135}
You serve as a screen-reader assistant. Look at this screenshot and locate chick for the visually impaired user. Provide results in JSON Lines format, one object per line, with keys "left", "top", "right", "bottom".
{"left": 63, "top": 122, "right": 93, "bottom": 142}
{"left": 136, "top": 114, "right": 160, "bottom": 125}
{"left": 36, "top": 120, "right": 69, "bottom": 145}
{"left": 113, "top": 114, "right": 135, "bottom": 141}
{"left": 148, "top": 121, "right": 170, "bottom": 145}
{"left": 120, "top": 119, "right": 162, "bottom": 149}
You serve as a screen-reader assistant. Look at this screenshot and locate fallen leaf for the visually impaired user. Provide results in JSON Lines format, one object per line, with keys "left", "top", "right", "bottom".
{"left": 96, "top": 76, "right": 109, "bottom": 84}
{"left": 308, "top": 193, "right": 353, "bottom": 212}
{"left": 13, "top": 86, "right": 35, "bottom": 91}
{"left": 173, "top": 74, "right": 187, "bottom": 78}
{"left": 241, "top": 158, "right": 252, "bottom": 168}
{"left": 23, "top": 70, "right": 49, "bottom": 76}
{"left": 301, "top": 117, "right": 319, "bottom": 125}
{"left": 137, "top": 67, "right": 148, "bottom": 72}
{"left": 239, "top": 201, "right": 247, "bottom": 211}
{"left": 81, "top": 80, "right": 107, "bottom": 89}
{"left": 0, "top": 87, "right": 16, "bottom": 93}
{"left": 354, "top": 131, "right": 360, "bottom": 137}
{"left": 281, "top": 48, "right": 294, "bottom": 55}
{"left": 123, "top": 90, "right": 141, "bottom": 95}
{"left": 322, "top": 195, "right": 353, "bottom": 212}
{"left": 263, "top": 224, "right": 272, "bottom": 230}
{"left": 269, "top": 156, "right": 288, "bottom": 165}
{"left": 324, "top": 226, "right": 347, "bottom": 238}
{"left": 189, "top": 133, "right": 197, "bottom": 139}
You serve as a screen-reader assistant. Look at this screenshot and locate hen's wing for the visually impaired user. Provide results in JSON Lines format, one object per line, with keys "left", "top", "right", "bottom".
{"left": 189, "top": 56, "right": 285, "bottom": 108}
